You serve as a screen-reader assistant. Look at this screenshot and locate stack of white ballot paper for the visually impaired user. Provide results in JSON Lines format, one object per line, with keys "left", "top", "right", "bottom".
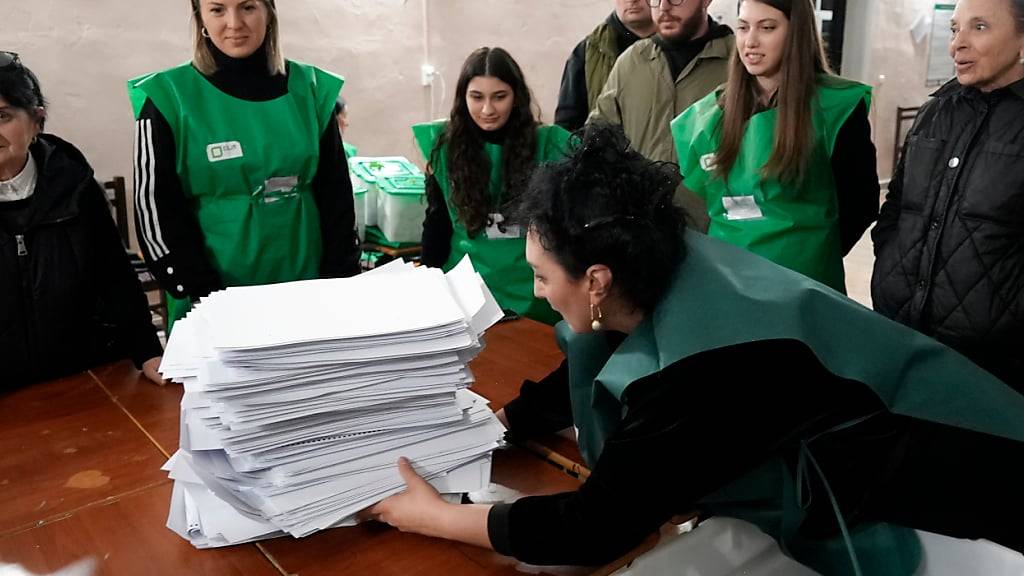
{"left": 158, "top": 256, "right": 507, "bottom": 548}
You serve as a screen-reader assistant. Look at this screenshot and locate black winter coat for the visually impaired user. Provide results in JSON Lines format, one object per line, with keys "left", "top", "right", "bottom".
{"left": 0, "top": 135, "right": 162, "bottom": 387}
{"left": 872, "top": 78, "right": 1024, "bottom": 393}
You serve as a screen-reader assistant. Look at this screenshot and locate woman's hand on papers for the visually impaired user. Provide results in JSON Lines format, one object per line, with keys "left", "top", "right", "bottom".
{"left": 365, "top": 457, "right": 446, "bottom": 532}
{"left": 365, "top": 457, "right": 493, "bottom": 549}
{"left": 142, "top": 356, "right": 169, "bottom": 386}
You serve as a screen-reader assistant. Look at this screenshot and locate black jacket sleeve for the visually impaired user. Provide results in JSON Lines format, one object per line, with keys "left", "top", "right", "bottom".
{"left": 831, "top": 101, "right": 880, "bottom": 256}
{"left": 554, "top": 40, "right": 590, "bottom": 132}
{"left": 488, "top": 340, "right": 884, "bottom": 566}
{"left": 419, "top": 173, "right": 453, "bottom": 268}
{"left": 134, "top": 99, "right": 224, "bottom": 301}
{"left": 84, "top": 177, "right": 163, "bottom": 368}
{"left": 502, "top": 360, "right": 573, "bottom": 439}
{"left": 312, "top": 121, "right": 361, "bottom": 278}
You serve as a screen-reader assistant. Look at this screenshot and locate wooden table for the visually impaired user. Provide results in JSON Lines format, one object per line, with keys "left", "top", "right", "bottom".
{"left": 0, "top": 319, "right": 598, "bottom": 576}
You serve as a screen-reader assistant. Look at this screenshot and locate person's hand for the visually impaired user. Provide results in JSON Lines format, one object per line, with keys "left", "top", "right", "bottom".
{"left": 142, "top": 356, "right": 168, "bottom": 386}
{"left": 364, "top": 457, "right": 448, "bottom": 536}
{"left": 494, "top": 408, "right": 510, "bottom": 429}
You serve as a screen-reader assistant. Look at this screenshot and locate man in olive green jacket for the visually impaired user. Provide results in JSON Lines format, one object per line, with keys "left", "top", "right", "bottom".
{"left": 590, "top": 0, "right": 733, "bottom": 227}
{"left": 554, "top": 1, "right": 655, "bottom": 131}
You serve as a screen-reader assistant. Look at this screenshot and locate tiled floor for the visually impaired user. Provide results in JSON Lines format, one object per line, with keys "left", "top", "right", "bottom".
{"left": 843, "top": 225, "right": 875, "bottom": 308}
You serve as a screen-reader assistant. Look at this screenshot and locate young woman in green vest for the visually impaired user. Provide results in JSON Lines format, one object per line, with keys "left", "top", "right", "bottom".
{"left": 127, "top": 0, "right": 360, "bottom": 330}
{"left": 365, "top": 124, "right": 1024, "bottom": 575}
{"left": 414, "top": 47, "right": 570, "bottom": 325}
{"left": 671, "top": 0, "right": 879, "bottom": 293}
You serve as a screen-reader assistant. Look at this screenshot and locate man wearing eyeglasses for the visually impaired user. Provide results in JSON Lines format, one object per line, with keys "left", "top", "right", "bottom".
{"left": 590, "top": 0, "right": 733, "bottom": 228}
{"left": 554, "top": 0, "right": 656, "bottom": 131}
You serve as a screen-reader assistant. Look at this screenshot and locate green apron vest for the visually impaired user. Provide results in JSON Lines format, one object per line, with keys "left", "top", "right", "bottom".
{"left": 128, "top": 62, "right": 342, "bottom": 329}
{"left": 412, "top": 121, "right": 570, "bottom": 325}
{"left": 671, "top": 76, "right": 871, "bottom": 293}
{"left": 559, "top": 231, "right": 1024, "bottom": 576}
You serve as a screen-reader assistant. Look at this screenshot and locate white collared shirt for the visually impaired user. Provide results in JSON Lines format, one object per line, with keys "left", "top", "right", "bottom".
{"left": 0, "top": 154, "right": 38, "bottom": 202}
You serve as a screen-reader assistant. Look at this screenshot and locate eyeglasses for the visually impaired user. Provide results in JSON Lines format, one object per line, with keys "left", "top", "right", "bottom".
{"left": 646, "top": 0, "right": 686, "bottom": 6}
{"left": 0, "top": 51, "right": 21, "bottom": 69}
{"left": 0, "top": 51, "right": 43, "bottom": 107}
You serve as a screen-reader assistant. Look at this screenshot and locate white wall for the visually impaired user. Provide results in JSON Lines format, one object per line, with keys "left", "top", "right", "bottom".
{"left": 840, "top": 0, "right": 940, "bottom": 179}
{"left": 7, "top": 0, "right": 614, "bottom": 246}
{"left": 6, "top": 0, "right": 627, "bottom": 177}
{"left": 8, "top": 0, "right": 936, "bottom": 242}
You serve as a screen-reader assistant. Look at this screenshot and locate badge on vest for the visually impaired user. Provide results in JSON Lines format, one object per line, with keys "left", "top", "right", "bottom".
{"left": 485, "top": 213, "right": 522, "bottom": 239}
{"left": 722, "top": 196, "right": 764, "bottom": 221}
{"left": 207, "top": 141, "right": 244, "bottom": 163}
{"left": 700, "top": 153, "right": 717, "bottom": 172}
{"left": 252, "top": 176, "right": 300, "bottom": 205}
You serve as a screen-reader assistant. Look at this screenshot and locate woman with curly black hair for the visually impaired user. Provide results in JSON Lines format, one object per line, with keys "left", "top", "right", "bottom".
{"left": 369, "top": 123, "right": 1024, "bottom": 576}
{"left": 414, "top": 47, "right": 569, "bottom": 324}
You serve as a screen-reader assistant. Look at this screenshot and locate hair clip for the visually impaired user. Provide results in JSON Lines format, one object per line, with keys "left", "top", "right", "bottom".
{"left": 582, "top": 215, "right": 638, "bottom": 230}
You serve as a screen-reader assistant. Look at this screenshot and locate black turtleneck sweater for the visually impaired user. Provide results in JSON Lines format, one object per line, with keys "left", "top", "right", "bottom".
{"left": 419, "top": 123, "right": 511, "bottom": 268}
{"left": 555, "top": 12, "right": 648, "bottom": 131}
{"left": 133, "top": 41, "right": 360, "bottom": 303}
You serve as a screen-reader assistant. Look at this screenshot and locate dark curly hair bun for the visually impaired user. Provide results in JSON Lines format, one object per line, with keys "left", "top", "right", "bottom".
{"left": 512, "top": 121, "right": 687, "bottom": 313}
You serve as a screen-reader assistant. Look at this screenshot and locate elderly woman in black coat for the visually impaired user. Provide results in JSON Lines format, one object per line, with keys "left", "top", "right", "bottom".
{"left": 0, "top": 53, "right": 164, "bottom": 387}
{"left": 872, "top": 0, "right": 1024, "bottom": 393}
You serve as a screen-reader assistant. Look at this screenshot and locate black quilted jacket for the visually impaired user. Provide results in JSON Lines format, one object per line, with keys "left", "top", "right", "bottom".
{"left": 872, "top": 78, "right": 1024, "bottom": 393}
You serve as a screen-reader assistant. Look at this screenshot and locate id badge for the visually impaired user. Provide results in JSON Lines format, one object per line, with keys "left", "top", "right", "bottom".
{"left": 485, "top": 213, "right": 522, "bottom": 239}
{"left": 253, "top": 176, "right": 300, "bottom": 205}
{"left": 722, "top": 195, "right": 764, "bottom": 221}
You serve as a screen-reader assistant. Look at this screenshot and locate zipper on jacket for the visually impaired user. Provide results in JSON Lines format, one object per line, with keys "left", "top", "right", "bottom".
{"left": 14, "top": 232, "right": 36, "bottom": 373}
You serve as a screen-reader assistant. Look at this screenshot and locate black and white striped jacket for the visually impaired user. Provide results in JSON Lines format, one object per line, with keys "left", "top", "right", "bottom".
{"left": 132, "top": 62, "right": 360, "bottom": 303}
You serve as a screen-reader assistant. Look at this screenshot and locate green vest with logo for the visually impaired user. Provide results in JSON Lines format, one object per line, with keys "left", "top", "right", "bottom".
{"left": 559, "top": 232, "right": 1024, "bottom": 576}
{"left": 671, "top": 76, "right": 870, "bottom": 292}
{"left": 128, "top": 61, "right": 342, "bottom": 328}
{"left": 412, "top": 121, "right": 570, "bottom": 325}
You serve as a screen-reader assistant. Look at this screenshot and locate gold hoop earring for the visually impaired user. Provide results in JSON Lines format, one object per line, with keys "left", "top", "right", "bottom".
{"left": 201, "top": 27, "right": 211, "bottom": 38}
{"left": 590, "top": 304, "right": 603, "bottom": 332}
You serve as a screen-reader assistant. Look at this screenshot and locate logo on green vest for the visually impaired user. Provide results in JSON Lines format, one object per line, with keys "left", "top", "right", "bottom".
{"left": 206, "top": 141, "right": 244, "bottom": 163}
{"left": 700, "top": 153, "right": 717, "bottom": 172}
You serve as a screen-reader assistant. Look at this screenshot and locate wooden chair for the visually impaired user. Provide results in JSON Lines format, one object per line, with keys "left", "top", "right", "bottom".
{"left": 892, "top": 106, "right": 921, "bottom": 178}
{"left": 102, "top": 177, "right": 168, "bottom": 332}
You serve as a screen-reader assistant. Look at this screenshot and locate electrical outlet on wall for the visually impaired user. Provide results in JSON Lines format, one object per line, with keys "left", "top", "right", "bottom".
{"left": 421, "top": 64, "right": 436, "bottom": 87}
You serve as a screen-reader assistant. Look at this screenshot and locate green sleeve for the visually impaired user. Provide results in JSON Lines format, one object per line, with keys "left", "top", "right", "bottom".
{"left": 671, "top": 91, "right": 722, "bottom": 188}
{"left": 126, "top": 73, "right": 158, "bottom": 120}
{"left": 307, "top": 64, "right": 345, "bottom": 134}
{"left": 412, "top": 120, "right": 447, "bottom": 164}
{"left": 537, "top": 124, "right": 573, "bottom": 162}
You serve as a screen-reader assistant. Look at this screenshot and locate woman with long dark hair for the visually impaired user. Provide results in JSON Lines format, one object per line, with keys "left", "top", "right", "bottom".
{"left": 415, "top": 47, "right": 569, "bottom": 324}
{"left": 671, "top": 0, "right": 879, "bottom": 293}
